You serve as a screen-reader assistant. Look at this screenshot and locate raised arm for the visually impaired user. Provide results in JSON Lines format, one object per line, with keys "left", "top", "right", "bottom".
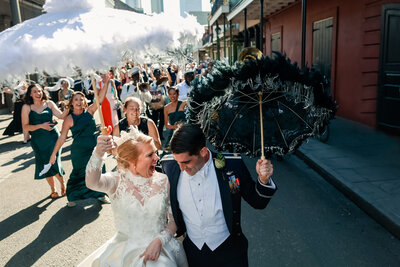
{"left": 141, "top": 89, "right": 152, "bottom": 104}
{"left": 2, "top": 87, "right": 12, "bottom": 94}
{"left": 49, "top": 115, "right": 73, "bottom": 164}
{"left": 238, "top": 158, "right": 276, "bottom": 209}
{"left": 85, "top": 135, "right": 117, "bottom": 194}
{"left": 45, "top": 80, "right": 61, "bottom": 92}
{"left": 87, "top": 78, "right": 108, "bottom": 115}
{"left": 48, "top": 100, "right": 69, "bottom": 119}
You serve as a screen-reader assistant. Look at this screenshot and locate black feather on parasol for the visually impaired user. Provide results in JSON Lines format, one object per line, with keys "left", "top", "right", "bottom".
{"left": 187, "top": 49, "right": 337, "bottom": 157}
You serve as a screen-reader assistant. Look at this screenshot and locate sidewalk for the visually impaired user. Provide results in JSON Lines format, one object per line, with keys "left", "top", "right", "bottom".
{"left": 296, "top": 117, "right": 400, "bottom": 239}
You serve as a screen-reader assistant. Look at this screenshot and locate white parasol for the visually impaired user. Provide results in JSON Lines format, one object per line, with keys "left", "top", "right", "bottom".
{"left": 0, "top": 0, "right": 204, "bottom": 81}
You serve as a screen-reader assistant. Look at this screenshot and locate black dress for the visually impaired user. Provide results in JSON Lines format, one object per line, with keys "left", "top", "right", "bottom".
{"left": 3, "top": 94, "right": 24, "bottom": 136}
{"left": 118, "top": 116, "right": 149, "bottom": 135}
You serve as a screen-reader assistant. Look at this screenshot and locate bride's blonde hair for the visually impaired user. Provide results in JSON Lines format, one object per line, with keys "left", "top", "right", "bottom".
{"left": 116, "top": 131, "right": 156, "bottom": 170}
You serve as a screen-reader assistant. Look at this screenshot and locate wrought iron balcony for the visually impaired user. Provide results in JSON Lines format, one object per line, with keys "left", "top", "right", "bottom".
{"left": 211, "top": 0, "right": 225, "bottom": 16}
{"left": 202, "top": 32, "right": 213, "bottom": 46}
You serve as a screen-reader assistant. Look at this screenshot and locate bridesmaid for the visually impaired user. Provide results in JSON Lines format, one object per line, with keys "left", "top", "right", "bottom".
{"left": 163, "top": 87, "right": 187, "bottom": 149}
{"left": 21, "top": 84, "right": 69, "bottom": 198}
{"left": 49, "top": 87, "right": 109, "bottom": 207}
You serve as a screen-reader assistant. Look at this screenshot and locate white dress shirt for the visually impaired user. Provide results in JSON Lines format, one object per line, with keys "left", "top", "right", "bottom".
{"left": 176, "top": 81, "right": 190, "bottom": 101}
{"left": 177, "top": 150, "right": 230, "bottom": 251}
{"left": 120, "top": 82, "right": 152, "bottom": 105}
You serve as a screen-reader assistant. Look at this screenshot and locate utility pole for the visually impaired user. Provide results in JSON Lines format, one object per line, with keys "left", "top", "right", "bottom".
{"left": 244, "top": 8, "right": 248, "bottom": 47}
{"left": 259, "top": 0, "right": 264, "bottom": 53}
{"left": 301, "top": 0, "right": 307, "bottom": 69}
{"left": 10, "top": 0, "right": 22, "bottom": 26}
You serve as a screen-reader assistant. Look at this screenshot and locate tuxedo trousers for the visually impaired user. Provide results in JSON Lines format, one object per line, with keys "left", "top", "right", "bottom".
{"left": 183, "top": 234, "right": 248, "bottom": 267}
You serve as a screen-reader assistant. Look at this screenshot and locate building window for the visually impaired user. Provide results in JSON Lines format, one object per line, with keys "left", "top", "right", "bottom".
{"left": 271, "top": 32, "right": 281, "bottom": 54}
{"left": 312, "top": 17, "right": 333, "bottom": 81}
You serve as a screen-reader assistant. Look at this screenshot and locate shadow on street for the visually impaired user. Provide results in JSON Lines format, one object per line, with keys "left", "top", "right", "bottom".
{"left": 0, "top": 197, "right": 54, "bottom": 241}
{"left": 0, "top": 140, "right": 28, "bottom": 153}
{"left": 4, "top": 199, "right": 102, "bottom": 267}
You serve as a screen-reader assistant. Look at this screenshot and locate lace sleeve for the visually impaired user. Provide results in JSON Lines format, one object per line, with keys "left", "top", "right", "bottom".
{"left": 85, "top": 149, "right": 116, "bottom": 194}
{"left": 157, "top": 179, "right": 177, "bottom": 246}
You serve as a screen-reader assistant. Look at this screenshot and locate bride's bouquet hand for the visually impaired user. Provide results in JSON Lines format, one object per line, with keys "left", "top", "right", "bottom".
{"left": 95, "top": 135, "right": 115, "bottom": 156}
{"left": 140, "top": 238, "right": 162, "bottom": 263}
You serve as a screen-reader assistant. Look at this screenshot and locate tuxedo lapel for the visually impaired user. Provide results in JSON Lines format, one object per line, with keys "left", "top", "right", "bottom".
{"left": 214, "top": 164, "right": 233, "bottom": 233}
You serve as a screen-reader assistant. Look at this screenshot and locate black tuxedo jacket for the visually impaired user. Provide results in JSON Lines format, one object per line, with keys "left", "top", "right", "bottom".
{"left": 161, "top": 152, "right": 277, "bottom": 238}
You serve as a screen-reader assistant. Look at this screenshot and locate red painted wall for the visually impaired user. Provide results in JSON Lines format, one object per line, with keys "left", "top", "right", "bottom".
{"left": 265, "top": 0, "right": 400, "bottom": 128}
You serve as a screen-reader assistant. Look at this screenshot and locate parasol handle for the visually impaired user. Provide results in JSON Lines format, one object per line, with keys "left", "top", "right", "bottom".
{"left": 258, "top": 92, "right": 265, "bottom": 160}
{"left": 91, "top": 78, "right": 107, "bottom": 133}
{"left": 92, "top": 77, "right": 112, "bottom": 153}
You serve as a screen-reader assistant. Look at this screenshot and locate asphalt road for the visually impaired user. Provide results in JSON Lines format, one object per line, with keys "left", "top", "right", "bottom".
{"left": 0, "top": 114, "right": 399, "bottom": 266}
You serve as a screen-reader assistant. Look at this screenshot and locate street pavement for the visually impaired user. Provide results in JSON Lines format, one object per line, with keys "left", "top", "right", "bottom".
{"left": 0, "top": 113, "right": 399, "bottom": 266}
{"left": 296, "top": 117, "right": 400, "bottom": 239}
{"left": 0, "top": 114, "right": 116, "bottom": 266}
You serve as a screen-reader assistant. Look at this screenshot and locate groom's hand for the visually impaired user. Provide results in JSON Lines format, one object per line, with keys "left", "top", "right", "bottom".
{"left": 256, "top": 159, "right": 274, "bottom": 185}
{"left": 140, "top": 238, "right": 162, "bottom": 263}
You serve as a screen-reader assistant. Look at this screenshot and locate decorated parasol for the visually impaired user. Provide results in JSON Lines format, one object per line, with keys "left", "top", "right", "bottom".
{"left": 187, "top": 48, "right": 337, "bottom": 157}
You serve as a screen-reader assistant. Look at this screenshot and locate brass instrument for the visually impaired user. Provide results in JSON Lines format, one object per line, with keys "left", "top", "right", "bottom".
{"left": 238, "top": 47, "right": 263, "bottom": 62}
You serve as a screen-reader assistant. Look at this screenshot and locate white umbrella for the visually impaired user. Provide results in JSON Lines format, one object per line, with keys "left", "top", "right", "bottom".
{"left": 0, "top": 0, "right": 204, "bottom": 81}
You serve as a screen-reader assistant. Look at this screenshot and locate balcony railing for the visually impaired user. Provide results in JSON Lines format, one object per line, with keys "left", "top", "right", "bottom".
{"left": 202, "top": 33, "right": 213, "bottom": 46}
{"left": 211, "top": 0, "right": 245, "bottom": 16}
{"left": 229, "top": 0, "right": 243, "bottom": 10}
{"left": 211, "top": 0, "right": 225, "bottom": 16}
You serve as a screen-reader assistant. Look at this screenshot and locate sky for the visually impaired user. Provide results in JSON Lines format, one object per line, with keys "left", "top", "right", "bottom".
{"left": 142, "top": 0, "right": 211, "bottom": 17}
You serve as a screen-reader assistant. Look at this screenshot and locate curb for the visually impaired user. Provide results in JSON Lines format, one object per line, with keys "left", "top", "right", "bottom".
{"left": 295, "top": 149, "right": 400, "bottom": 240}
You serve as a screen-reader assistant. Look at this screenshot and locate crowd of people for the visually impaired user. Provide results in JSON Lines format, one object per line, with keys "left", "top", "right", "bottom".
{"left": 1, "top": 58, "right": 278, "bottom": 267}
{"left": 1, "top": 59, "right": 213, "bottom": 208}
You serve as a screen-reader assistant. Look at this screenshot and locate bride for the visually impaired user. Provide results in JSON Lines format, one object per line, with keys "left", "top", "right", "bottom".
{"left": 79, "top": 127, "right": 188, "bottom": 266}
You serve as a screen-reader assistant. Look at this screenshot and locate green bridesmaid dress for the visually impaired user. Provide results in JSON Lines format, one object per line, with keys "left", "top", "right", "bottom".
{"left": 66, "top": 110, "right": 105, "bottom": 201}
{"left": 29, "top": 104, "right": 65, "bottom": 179}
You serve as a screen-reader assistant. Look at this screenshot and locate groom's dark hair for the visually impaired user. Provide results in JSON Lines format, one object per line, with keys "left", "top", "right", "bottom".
{"left": 170, "top": 124, "right": 206, "bottom": 156}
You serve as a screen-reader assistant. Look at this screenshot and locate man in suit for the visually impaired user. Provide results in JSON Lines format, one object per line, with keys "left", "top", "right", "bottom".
{"left": 161, "top": 124, "right": 276, "bottom": 267}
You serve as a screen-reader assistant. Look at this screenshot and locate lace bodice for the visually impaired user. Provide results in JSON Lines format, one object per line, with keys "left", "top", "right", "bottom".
{"left": 86, "top": 151, "right": 176, "bottom": 247}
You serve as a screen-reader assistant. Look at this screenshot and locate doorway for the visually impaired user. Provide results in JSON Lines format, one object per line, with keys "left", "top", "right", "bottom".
{"left": 377, "top": 4, "right": 400, "bottom": 132}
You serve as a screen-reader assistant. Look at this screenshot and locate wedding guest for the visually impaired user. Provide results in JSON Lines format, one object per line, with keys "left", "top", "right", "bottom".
{"left": 21, "top": 84, "right": 69, "bottom": 199}
{"left": 176, "top": 70, "right": 194, "bottom": 101}
{"left": 49, "top": 89, "right": 109, "bottom": 207}
{"left": 149, "top": 68, "right": 169, "bottom": 140}
{"left": 113, "top": 97, "right": 161, "bottom": 150}
{"left": 2, "top": 81, "right": 30, "bottom": 143}
{"left": 57, "top": 78, "right": 74, "bottom": 111}
{"left": 163, "top": 87, "right": 186, "bottom": 149}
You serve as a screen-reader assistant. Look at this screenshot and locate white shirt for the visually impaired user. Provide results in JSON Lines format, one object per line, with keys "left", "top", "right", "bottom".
{"left": 120, "top": 82, "right": 152, "bottom": 104}
{"left": 177, "top": 150, "right": 230, "bottom": 251}
{"left": 176, "top": 81, "right": 190, "bottom": 101}
{"left": 120, "top": 82, "right": 137, "bottom": 103}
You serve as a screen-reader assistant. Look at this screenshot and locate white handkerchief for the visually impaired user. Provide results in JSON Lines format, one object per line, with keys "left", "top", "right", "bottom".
{"left": 39, "top": 163, "right": 52, "bottom": 176}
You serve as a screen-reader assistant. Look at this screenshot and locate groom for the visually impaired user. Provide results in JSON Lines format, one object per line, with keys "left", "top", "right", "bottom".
{"left": 161, "top": 124, "right": 277, "bottom": 267}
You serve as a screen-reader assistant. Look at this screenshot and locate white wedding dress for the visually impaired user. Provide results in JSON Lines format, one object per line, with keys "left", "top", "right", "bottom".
{"left": 78, "top": 152, "right": 188, "bottom": 267}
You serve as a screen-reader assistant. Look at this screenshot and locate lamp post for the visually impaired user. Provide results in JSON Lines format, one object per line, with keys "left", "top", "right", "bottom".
{"left": 216, "top": 21, "right": 221, "bottom": 60}
{"left": 10, "top": 0, "right": 22, "bottom": 26}
{"left": 229, "top": 20, "right": 233, "bottom": 64}
{"left": 301, "top": 0, "right": 307, "bottom": 69}
{"left": 259, "top": 0, "right": 264, "bottom": 53}
{"left": 223, "top": 14, "right": 226, "bottom": 61}
{"left": 244, "top": 8, "right": 249, "bottom": 47}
